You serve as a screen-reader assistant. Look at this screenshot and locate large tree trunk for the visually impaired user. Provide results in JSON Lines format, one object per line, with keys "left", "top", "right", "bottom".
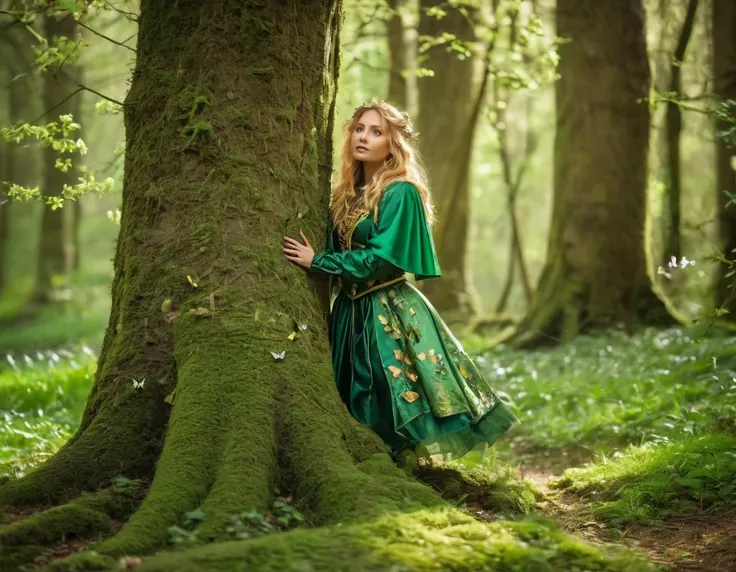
{"left": 416, "top": 0, "right": 480, "bottom": 317}
{"left": 511, "top": 0, "right": 673, "bottom": 347}
{"left": 713, "top": 0, "right": 736, "bottom": 316}
{"left": 32, "top": 13, "right": 81, "bottom": 304}
{"left": 386, "top": 0, "right": 407, "bottom": 109}
{"left": 0, "top": 0, "right": 427, "bottom": 560}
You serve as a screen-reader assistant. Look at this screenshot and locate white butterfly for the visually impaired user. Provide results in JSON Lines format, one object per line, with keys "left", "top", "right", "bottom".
{"left": 271, "top": 351, "right": 286, "bottom": 360}
{"left": 298, "top": 324, "right": 308, "bottom": 331}
{"left": 132, "top": 378, "right": 146, "bottom": 389}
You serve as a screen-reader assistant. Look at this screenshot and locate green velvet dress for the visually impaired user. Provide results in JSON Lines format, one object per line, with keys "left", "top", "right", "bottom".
{"left": 310, "top": 181, "right": 518, "bottom": 459}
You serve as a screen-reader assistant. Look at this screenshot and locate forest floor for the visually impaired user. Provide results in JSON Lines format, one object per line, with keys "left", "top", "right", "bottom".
{"left": 465, "top": 326, "right": 736, "bottom": 572}
{"left": 1, "top": 323, "right": 735, "bottom": 570}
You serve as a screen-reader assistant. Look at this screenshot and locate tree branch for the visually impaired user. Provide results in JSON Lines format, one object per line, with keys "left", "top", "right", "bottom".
{"left": 76, "top": 19, "right": 136, "bottom": 52}
{"left": 101, "top": 0, "right": 138, "bottom": 22}
{"left": 31, "top": 86, "right": 84, "bottom": 124}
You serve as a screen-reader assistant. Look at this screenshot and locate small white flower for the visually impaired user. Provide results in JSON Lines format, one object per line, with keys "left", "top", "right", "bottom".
{"left": 657, "top": 266, "right": 672, "bottom": 279}
{"left": 680, "top": 257, "right": 695, "bottom": 268}
{"left": 668, "top": 255, "right": 677, "bottom": 269}
{"left": 6, "top": 354, "right": 15, "bottom": 367}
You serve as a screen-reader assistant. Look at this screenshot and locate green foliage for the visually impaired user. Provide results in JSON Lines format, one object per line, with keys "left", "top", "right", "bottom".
{"left": 554, "top": 434, "right": 736, "bottom": 524}
{"left": 0, "top": 349, "right": 96, "bottom": 478}
{"left": 33, "top": 33, "right": 87, "bottom": 73}
{"left": 474, "top": 328, "right": 736, "bottom": 452}
{"left": 1, "top": 114, "right": 114, "bottom": 208}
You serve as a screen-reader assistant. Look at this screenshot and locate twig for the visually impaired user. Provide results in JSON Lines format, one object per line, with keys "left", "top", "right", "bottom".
{"left": 76, "top": 19, "right": 136, "bottom": 52}
{"left": 78, "top": 84, "right": 125, "bottom": 107}
{"left": 102, "top": 0, "right": 138, "bottom": 22}
{"left": 31, "top": 86, "right": 84, "bottom": 123}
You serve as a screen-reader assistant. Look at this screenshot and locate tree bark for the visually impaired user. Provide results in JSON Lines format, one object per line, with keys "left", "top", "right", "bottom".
{"left": 662, "top": 0, "right": 698, "bottom": 266}
{"left": 386, "top": 0, "right": 407, "bottom": 109}
{"left": 0, "top": 0, "right": 429, "bottom": 558}
{"left": 511, "top": 0, "right": 674, "bottom": 347}
{"left": 713, "top": 0, "right": 736, "bottom": 315}
{"left": 32, "top": 13, "right": 82, "bottom": 305}
{"left": 416, "top": 0, "right": 480, "bottom": 317}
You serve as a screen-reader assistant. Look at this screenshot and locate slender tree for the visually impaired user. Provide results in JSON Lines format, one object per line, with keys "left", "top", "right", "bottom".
{"left": 511, "top": 0, "right": 673, "bottom": 347}
{"left": 416, "top": 0, "right": 481, "bottom": 316}
{"left": 661, "top": 0, "right": 698, "bottom": 266}
{"left": 386, "top": 0, "right": 408, "bottom": 109}
{"left": 33, "top": 11, "right": 82, "bottom": 304}
{"left": 713, "top": 0, "right": 736, "bottom": 316}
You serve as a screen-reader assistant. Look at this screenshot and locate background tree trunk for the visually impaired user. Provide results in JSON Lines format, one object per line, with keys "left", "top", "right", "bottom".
{"left": 416, "top": 0, "right": 480, "bottom": 317}
{"left": 713, "top": 0, "right": 736, "bottom": 316}
{"left": 386, "top": 0, "right": 407, "bottom": 109}
{"left": 0, "top": 10, "right": 39, "bottom": 299}
{"left": 662, "top": 0, "right": 698, "bottom": 266}
{"left": 511, "top": 0, "right": 673, "bottom": 347}
{"left": 33, "top": 13, "right": 82, "bottom": 305}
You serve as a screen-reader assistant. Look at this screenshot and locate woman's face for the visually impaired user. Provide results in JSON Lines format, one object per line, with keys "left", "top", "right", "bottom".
{"left": 350, "top": 109, "right": 390, "bottom": 165}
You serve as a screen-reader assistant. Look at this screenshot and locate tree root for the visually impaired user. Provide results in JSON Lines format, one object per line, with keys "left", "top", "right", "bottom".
{"left": 45, "top": 508, "right": 656, "bottom": 572}
{"left": 413, "top": 461, "right": 542, "bottom": 515}
{"left": 0, "top": 486, "right": 142, "bottom": 570}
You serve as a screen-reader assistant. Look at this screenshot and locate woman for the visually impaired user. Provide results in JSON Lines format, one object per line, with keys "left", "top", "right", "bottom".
{"left": 283, "top": 100, "right": 517, "bottom": 464}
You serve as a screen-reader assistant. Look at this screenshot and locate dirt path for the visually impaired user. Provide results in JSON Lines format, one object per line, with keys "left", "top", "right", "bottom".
{"left": 516, "top": 456, "right": 736, "bottom": 572}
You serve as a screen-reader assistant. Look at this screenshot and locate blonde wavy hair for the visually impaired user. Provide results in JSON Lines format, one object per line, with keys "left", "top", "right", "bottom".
{"left": 330, "top": 100, "right": 434, "bottom": 231}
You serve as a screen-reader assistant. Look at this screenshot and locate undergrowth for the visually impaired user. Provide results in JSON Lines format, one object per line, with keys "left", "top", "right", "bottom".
{"left": 553, "top": 433, "right": 736, "bottom": 525}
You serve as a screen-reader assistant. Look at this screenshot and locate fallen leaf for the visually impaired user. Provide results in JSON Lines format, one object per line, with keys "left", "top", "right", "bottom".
{"left": 384, "top": 325, "right": 393, "bottom": 333}
{"left": 378, "top": 315, "right": 389, "bottom": 325}
{"left": 391, "top": 330, "right": 402, "bottom": 340}
{"left": 406, "top": 370, "right": 418, "bottom": 382}
{"left": 186, "top": 275, "right": 198, "bottom": 288}
{"left": 161, "top": 299, "right": 172, "bottom": 313}
{"left": 388, "top": 290, "right": 397, "bottom": 299}
{"left": 287, "top": 331, "right": 298, "bottom": 341}
{"left": 417, "top": 352, "right": 427, "bottom": 361}
{"left": 119, "top": 556, "right": 142, "bottom": 569}
{"left": 188, "top": 307, "right": 211, "bottom": 317}
{"left": 164, "top": 392, "right": 174, "bottom": 405}
{"left": 394, "top": 349, "right": 405, "bottom": 361}
{"left": 409, "top": 307, "right": 416, "bottom": 315}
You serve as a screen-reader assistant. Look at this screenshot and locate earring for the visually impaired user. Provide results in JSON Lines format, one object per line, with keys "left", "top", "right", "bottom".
{"left": 387, "top": 153, "right": 393, "bottom": 161}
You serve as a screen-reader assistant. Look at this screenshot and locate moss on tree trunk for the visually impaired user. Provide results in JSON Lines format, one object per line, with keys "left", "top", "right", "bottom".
{"left": 713, "top": 0, "right": 736, "bottom": 316}
{"left": 415, "top": 0, "right": 480, "bottom": 317}
{"left": 510, "top": 0, "right": 674, "bottom": 348}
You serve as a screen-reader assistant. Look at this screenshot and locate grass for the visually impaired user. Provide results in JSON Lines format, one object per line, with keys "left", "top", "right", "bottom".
{"left": 553, "top": 433, "right": 736, "bottom": 524}
{"left": 474, "top": 327, "right": 736, "bottom": 453}
{"left": 0, "top": 348, "right": 96, "bottom": 479}
{"left": 469, "top": 327, "right": 736, "bottom": 525}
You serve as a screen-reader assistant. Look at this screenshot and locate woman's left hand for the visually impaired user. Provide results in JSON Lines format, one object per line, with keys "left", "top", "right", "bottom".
{"left": 283, "top": 230, "right": 315, "bottom": 270}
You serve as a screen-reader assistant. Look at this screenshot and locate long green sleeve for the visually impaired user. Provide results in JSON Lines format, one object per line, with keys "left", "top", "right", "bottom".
{"left": 310, "top": 182, "right": 442, "bottom": 281}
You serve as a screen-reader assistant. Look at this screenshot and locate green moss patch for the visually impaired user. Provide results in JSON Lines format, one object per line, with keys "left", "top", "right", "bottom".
{"left": 554, "top": 434, "right": 736, "bottom": 524}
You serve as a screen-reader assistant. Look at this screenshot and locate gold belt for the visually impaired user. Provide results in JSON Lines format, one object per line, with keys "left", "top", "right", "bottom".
{"left": 341, "top": 275, "right": 407, "bottom": 300}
